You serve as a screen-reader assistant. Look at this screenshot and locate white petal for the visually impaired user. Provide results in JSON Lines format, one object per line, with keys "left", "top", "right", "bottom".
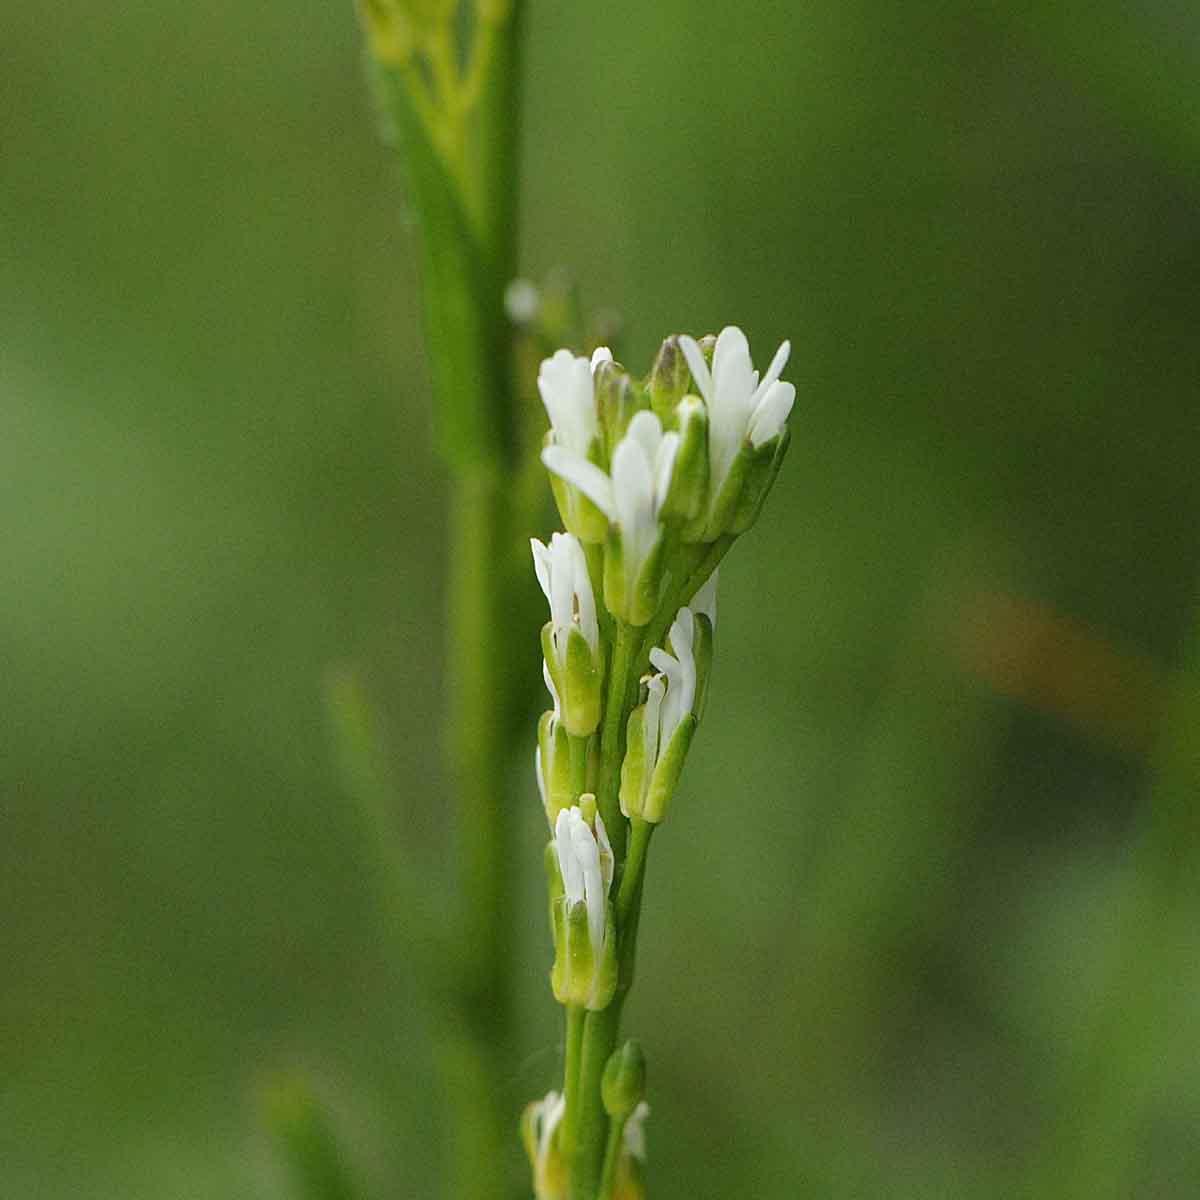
{"left": 625, "top": 410, "right": 663, "bottom": 462}
{"left": 678, "top": 335, "right": 713, "bottom": 404}
{"left": 546, "top": 533, "right": 575, "bottom": 651}
{"left": 669, "top": 607, "right": 695, "bottom": 660}
{"left": 610, "top": 435, "right": 656, "bottom": 565}
{"left": 642, "top": 675, "right": 666, "bottom": 776}
{"left": 566, "top": 535, "right": 599, "bottom": 652}
{"left": 691, "top": 570, "right": 718, "bottom": 628}
{"left": 748, "top": 380, "right": 795, "bottom": 448}
{"left": 555, "top": 808, "right": 584, "bottom": 905}
{"left": 538, "top": 349, "right": 597, "bottom": 457}
{"left": 594, "top": 812, "right": 614, "bottom": 895}
{"left": 530, "top": 538, "right": 552, "bottom": 601}
{"left": 649, "top": 647, "right": 688, "bottom": 744}
{"left": 567, "top": 810, "right": 606, "bottom": 950}
{"left": 541, "top": 446, "right": 616, "bottom": 520}
{"left": 590, "top": 346, "right": 613, "bottom": 372}
{"left": 623, "top": 1102, "right": 649, "bottom": 1160}
{"left": 750, "top": 339, "right": 791, "bottom": 407}
{"left": 535, "top": 745, "right": 547, "bottom": 812}
{"left": 543, "top": 659, "right": 561, "bottom": 719}
{"left": 654, "top": 431, "right": 680, "bottom": 513}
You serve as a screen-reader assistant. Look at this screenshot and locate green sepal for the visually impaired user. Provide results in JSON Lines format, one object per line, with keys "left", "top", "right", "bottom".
{"left": 646, "top": 335, "right": 690, "bottom": 427}
{"left": 603, "top": 525, "right": 627, "bottom": 622}
{"left": 699, "top": 441, "right": 755, "bottom": 541}
{"left": 595, "top": 360, "right": 647, "bottom": 461}
{"left": 730, "top": 425, "right": 790, "bottom": 534}
{"left": 562, "top": 626, "right": 603, "bottom": 736}
{"left": 661, "top": 397, "right": 708, "bottom": 525}
{"left": 643, "top": 713, "right": 697, "bottom": 823}
{"left": 537, "top": 710, "right": 573, "bottom": 824}
{"left": 545, "top": 841, "right": 564, "bottom": 937}
{"left": 690, "top": 614, "right": 715, "bottom": 725}
{"left": 588, "top": 902, "right": 618, "bottom": 1010}
{"left": 602, "top": 1040, "right": 647, "bottom": 1120}
{"left": 628, "top": 534, "right": 667, "bottom": 627}
{"left": 618, "top": 704, "right": 649, "bottom": 821}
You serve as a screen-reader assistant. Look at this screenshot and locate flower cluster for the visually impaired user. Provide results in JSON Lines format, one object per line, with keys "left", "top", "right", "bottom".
{"left": 523, "top": 325, "right": 794, "bottom": 1197}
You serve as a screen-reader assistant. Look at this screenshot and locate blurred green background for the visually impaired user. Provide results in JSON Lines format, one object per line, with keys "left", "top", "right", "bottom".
{"left": 4, "top": 3, "right": 1200, "bottom": 1197}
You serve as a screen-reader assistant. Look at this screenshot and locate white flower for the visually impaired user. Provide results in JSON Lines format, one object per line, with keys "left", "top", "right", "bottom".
{"left": 554, "top": 806, "right": 614, "bottom": 954}
{"left": 538, "top": 349, "right": 599, "bottom": 458}
{"left": 623, "top": 1101, "right": 650, "bottom": 1161}
{"left": 678, "top": 325, "right": 794, "bottom": 506}
{"left": 531, "top": 532, "right": 599, "bottom": 664}
{"left": 537, "top": 347, "right": 612, "bottom": 457}
{"left": 646, "top": 606, "right": 698, "bottom": 761}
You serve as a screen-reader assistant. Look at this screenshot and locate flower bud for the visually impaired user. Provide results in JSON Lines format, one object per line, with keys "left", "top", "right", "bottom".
{"left": 602, "top": 1040, "right": 647, "bottom": 1121}
{"left": 533, "top": 534, "right": 605, "bottom": 736}
{"left": 646, "top": 336, "right": 691, "bottom": 427}
{"left": 660, "top": 396, "right": 708, "bottom": 526}
{"left": 548, "top": 806, "right": 617, "bottom": 1009}
{"left": 594, "top": 359, "right": 646, "bottom": 462}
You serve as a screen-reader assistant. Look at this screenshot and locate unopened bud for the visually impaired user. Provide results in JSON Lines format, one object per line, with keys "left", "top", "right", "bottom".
{"left": 602, "top": 1040, "right": 647, "bottom": 1120}
{"left": 646, "top": 336, "right": 691, "bottom": 426}
{"left": 594, "top": 360, "right": 646, "bottom": 461}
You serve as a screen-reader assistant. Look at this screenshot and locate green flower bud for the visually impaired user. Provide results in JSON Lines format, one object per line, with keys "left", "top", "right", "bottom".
{"left": 646, "top": 336, "right": 691, "bottom": 427}
{"left": 549, "top": 807, "right": 617, "bottom": 1010}
{"left": 602, "top": 1041, "right": 647, "bottom": 1120}
{"left": 534, "top": 534, "right": 606, "bottom": 737}
{"left": 594, "top": 359, "right": 647, "bottom": 462}
{"left": 660, "top": 396, "right": 708, "bottom": 526}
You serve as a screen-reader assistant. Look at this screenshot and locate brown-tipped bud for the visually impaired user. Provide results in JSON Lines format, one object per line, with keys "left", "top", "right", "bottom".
{"left": 646, "top": 336, "right": 691, "bottom": 427}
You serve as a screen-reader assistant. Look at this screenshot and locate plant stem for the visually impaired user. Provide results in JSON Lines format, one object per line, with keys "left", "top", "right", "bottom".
{"left": 595, "top": 1116, "right": 626, "bottom": 1200}
{"left": 360, "top": 5, "right": 529, "bottom": 1194}
{"left": 561, "top": 1004, "right": 587, "bottom": 1155}
{"left": 597, "top": 622, "right": 638, "bottom": 860}
{"left": 444, "top": 465, "right": 519, "bottom": 1200}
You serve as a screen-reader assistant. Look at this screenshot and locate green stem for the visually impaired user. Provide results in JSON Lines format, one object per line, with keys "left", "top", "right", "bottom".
{"left": 360, "top": 6, "right": 529, "bottom": 1195}
{"left": 443, "top": 467, "right": 519, "bottom": 1200}
{"left": 597, "top": 622, "right": 638, "bottom": 860}
{"left": 561, "top": 1004, "right": 587, "bottom": 1154}
{"left": 596, "top": 1116, "right": 626, "bottom": 1200}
